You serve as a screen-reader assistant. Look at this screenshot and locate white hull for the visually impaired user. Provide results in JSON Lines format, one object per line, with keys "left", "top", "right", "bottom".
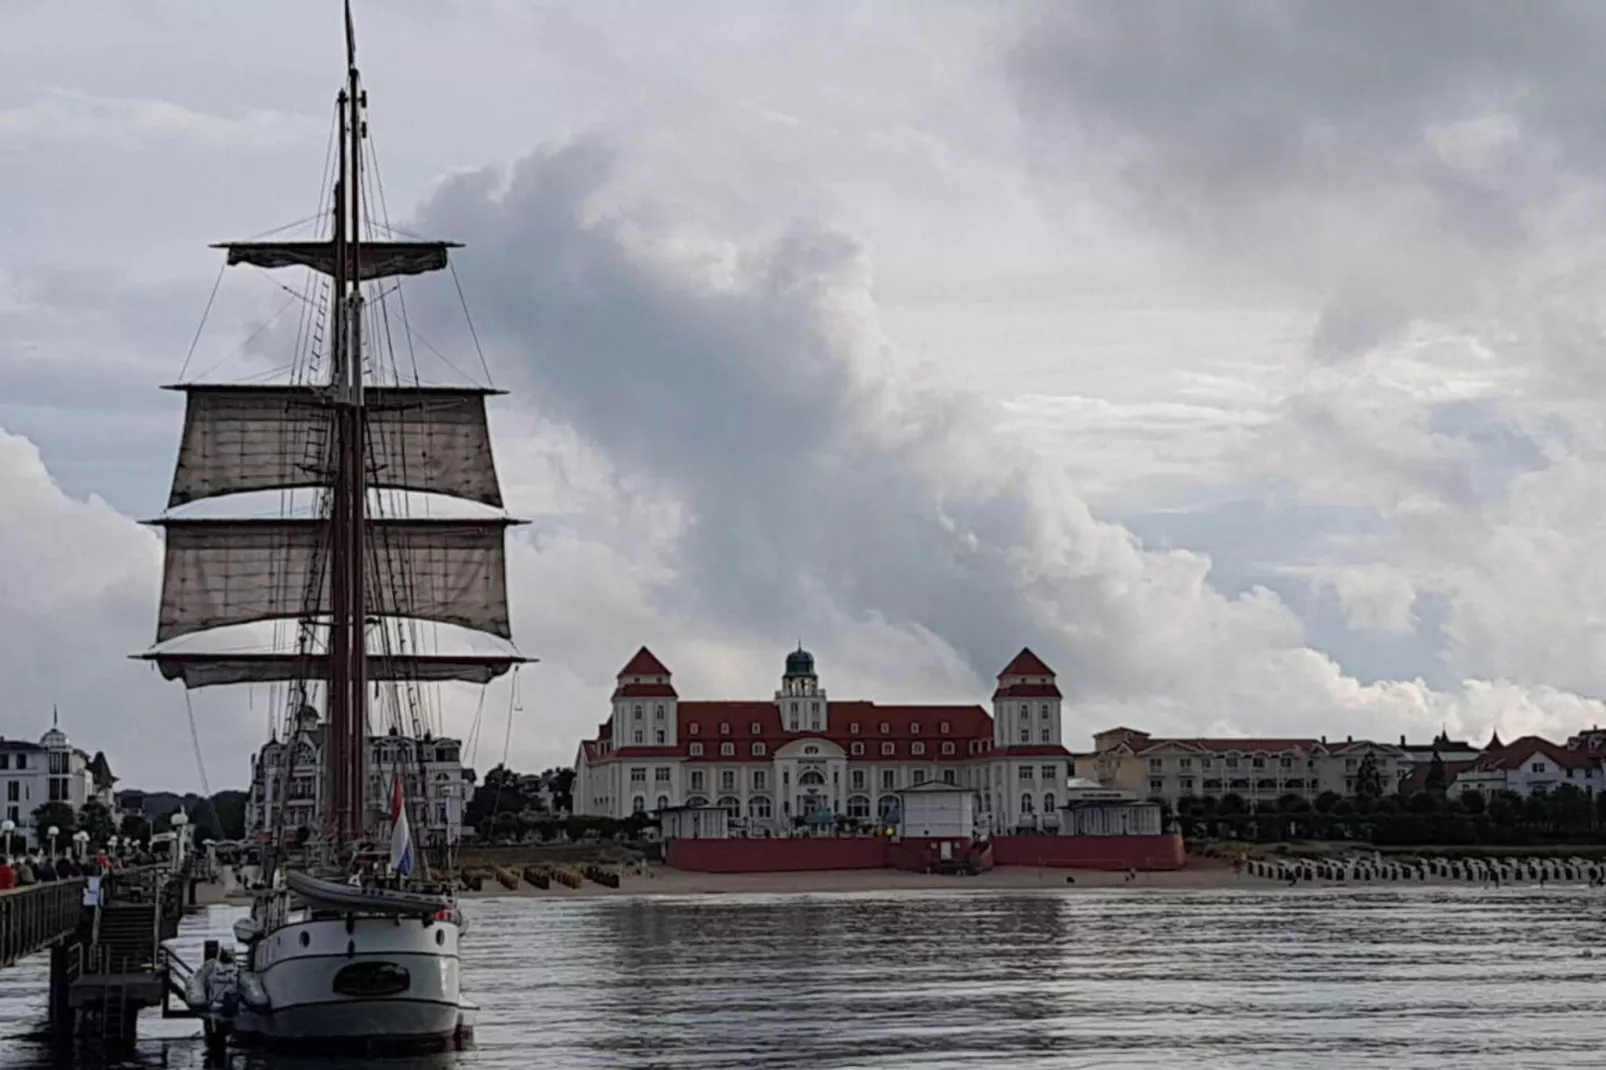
{"left": 234, "top": 913, "right": 463, "bottom": 1047}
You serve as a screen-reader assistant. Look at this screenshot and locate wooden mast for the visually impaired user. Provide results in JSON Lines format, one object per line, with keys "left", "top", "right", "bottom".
{"left": 327, "top": 1, "right": 368, "bottom": 850}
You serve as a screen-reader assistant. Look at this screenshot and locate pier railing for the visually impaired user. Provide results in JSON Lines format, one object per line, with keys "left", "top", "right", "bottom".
{"left": 0, "top": 879, "right": 84, "bottom": 967}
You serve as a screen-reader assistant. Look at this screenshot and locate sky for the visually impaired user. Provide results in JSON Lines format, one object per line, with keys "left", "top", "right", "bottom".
{"left": 6, "top": 1, "right": 1606, "bottom": 790}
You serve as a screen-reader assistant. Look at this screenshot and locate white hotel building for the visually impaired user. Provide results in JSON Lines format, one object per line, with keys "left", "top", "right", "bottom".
{"left": 573, "top": 646, "right": 1074, "bottom": 833}
{"left": 0, "top": 712, "right": 117, "bottom": 848}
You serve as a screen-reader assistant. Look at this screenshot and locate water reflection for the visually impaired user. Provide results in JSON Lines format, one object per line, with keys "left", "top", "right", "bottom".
{"left": 3, "top": 888, "right": 1605, "bottom": 1068}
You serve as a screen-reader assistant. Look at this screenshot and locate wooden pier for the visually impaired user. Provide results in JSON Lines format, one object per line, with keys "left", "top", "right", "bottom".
{"left": 0, "top": 866, "right": 187, "bottom": 1046}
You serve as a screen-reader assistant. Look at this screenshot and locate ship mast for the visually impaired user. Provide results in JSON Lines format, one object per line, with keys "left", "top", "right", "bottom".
{"left": 328, "top": 0, "right": 367, "bottom": 849}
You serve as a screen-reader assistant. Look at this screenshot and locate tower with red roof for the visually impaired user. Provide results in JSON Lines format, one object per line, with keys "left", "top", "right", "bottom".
{"left": 612, "top": 647, "right": 678, "bottom": 751}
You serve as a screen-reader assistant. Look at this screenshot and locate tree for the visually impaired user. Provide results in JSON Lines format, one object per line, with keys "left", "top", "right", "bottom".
{"left": 120, "top": 814, "right": 152, "bottom": 843}
{"left": 79, "top": 800, "right": 116, "bottom": 847}
{"left": 1354, "top": 753, "right": 1384, "bottom": 798}
{"left": 1424, "top": 752, "right": 1447, "bottom": 792}
{"left": 207, "top": 790, "right": 249, "bottom": 840}
{"left": 1459, "top": 789, "right": 1486, "bottom": 816}
{"left": 32, "top": 802, "right": 76, "bottom": 852}
{"left": 1313, "top": 791, "right": 1343, "bottom": 814}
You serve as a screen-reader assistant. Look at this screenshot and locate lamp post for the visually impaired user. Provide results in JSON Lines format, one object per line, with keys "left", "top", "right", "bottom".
{"left": 0, "top": 819, "right": 12, "bottom": 859}
{"left": 46, "top": 825, "right": 59, "bottom": 858}
{"left": 72, "top": 829, "right": 89, "bottom": 862}
{"left": 171, "top": 811, "right": 189, "bottom": 870}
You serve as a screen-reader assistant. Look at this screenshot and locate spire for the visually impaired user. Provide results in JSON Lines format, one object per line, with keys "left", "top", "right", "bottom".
{"left": 345, "top": 0, "right": 357, "bottom": 71}
{"left": 52, "top": 704, "right": 58, "bottom": 728}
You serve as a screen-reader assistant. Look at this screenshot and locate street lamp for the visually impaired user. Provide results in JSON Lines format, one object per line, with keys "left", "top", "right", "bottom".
{"left": 72, "top": 830, "right": 89, "bottom": 862}
{"left": 46, "top": 825, "right": 59, "bottom": 857}
{"left": 0, "top": 819, "right": 12, "bottom": 859}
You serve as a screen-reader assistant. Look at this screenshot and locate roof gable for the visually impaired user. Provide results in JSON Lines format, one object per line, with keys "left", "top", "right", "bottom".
{"left": 619, "top": 647, "right": 671, "bottom": 677}
{"left": 998, "top": 647, "right": 1055, "bottom": 678}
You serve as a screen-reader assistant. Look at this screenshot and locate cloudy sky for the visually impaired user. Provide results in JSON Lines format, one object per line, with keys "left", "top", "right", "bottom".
{"left": 6, "top": 0, "right": 1606, "bottom": 791}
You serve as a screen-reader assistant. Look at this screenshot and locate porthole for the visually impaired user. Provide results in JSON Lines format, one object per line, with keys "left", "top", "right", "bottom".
{"left": 298, "top": 931, "right": 310, "bottom": 948}
{"left": 435, "top": 928, "right": 445, "bottom": 947}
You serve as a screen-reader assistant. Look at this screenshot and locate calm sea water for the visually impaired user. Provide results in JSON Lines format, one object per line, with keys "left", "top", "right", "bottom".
{"left": 2, "top": 888, "right": 1605, "bottom": 1068}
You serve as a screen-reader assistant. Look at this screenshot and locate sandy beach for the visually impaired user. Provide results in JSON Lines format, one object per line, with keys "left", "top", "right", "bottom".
{"left": 450, "top": 860, "right": 1506, "bottom": 898}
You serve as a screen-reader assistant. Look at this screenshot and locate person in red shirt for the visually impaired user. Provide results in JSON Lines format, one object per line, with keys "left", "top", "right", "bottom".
{"left": 0, "top": 858, "right": 16, "bottom": 891}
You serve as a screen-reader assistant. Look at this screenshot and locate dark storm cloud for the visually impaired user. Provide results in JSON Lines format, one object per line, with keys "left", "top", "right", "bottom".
{"left": 1007, "top": 0, "right": 1606, "bottom": 358}
{"left": 410, "top": 138, "right": 1288, "bottom": 699}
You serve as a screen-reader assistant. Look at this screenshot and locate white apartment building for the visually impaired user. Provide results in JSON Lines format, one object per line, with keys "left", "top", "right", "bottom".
{"left": 245, "top": 706, "right": 469, "bottom": 846}
{"left": 0, "top": 711, "right": 117, "bottom": 848}
{"left": 573, "top": 645, "right": 1074, "bottom": 834}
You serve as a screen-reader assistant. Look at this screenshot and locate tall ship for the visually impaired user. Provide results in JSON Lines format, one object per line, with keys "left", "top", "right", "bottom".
{"left": 142, "top": 3, "right": 525, "bottom": 1050}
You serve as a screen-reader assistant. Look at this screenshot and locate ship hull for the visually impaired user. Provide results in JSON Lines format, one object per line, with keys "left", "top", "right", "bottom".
{"left": 234, "top": 914, "right": 464, "bottom": 1049}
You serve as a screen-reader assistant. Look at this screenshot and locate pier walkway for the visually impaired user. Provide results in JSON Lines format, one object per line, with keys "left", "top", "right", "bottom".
{"left": 0, "top": 878, "right": 85, "bottom": 967}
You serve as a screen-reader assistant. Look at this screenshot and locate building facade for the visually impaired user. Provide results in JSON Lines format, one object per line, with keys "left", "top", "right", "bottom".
{"left": 245, "top": 706, "right": 469, "bottom": 846}
{"left": 0, "top": 712, "right": 116, "bottom": 848}
{"left": 573, "top": 646, "right": 1074, "bottom": 834}
{"left": 1089, "top": 726, "right": 1410, "bottom": 805}
{"left": 1455, "top": 734, "right": 1602, "bottom": 797}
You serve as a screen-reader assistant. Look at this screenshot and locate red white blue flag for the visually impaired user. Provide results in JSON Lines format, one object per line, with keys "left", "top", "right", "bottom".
{"left": 390, "top": 773, "right": 415, "bottom": 877}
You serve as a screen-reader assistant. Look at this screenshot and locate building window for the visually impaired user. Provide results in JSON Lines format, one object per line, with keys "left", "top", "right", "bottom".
{"left": 630, "top": 767, "right": 647, "bottom": 783}
{"left": 1020, "top": 766, "right": 1034, "bottom": 780}
{"left": 910, "top": 723, "right": 921, "bottom": 735}
{"left": 1279, "top": 756, "right": 1292, "bottom": 768}
{"left": 941, "top": 741, "right": 955, "bottom": 755}
{"left": 1252, "top": 757, "right": 1265, "bottom": 769}
{"left": 1149, "top": 779, "right": 1164, "bottom": 793}
{"left": 1148, "top": 758, "right": 1163, "bottom": 773}
{"left": 1018, "top": 726, "right": 1029, "bottom": 743}
{"left": 632, "top": 705, "right": 643, "bottom": 720}
{"left": 1041, "top": 765, "right": 1057, "bottom": 781}
{"left": 810, "top": 714, "right": 820, "bottom": 731}
{"left": 654, "top": 730, "right": 666, "bottom": 744}
{"left": 720, "top": 771, "right": 736, "bottom": 792}
{"left": 1036, "top": 727, "right": 1048, "bottom": 743}
{"left": 752, "top": 742, "right": 767, "bottom": 756}
{"left": 633, "top": 731, "right": 644, "bottom": 744}
{"left": 654, "top": 705, "right": 666, "bottom": 721}
{"left": 752, "top": 771, "right": 767, "bottom": 791}
{"left": 913, "top": 770, "right": 927, "bottom": 786}
{"left": 1020, "top": 793, "right": 1034, "bottom": 814}
{"left": 1042, "top": 791, "right": 1056, "bottom": 811}
{"left": 690, "top": 772, "right": 705, "bottom": 791}
{"left": 851, "top": 770, "right": 866, "bottom": 790}
{"left": 751, "top": 722, "right": 761, "bottom": 735}
{"left": 749, "top": 796, "right": 772, "bottom": 819}
{"left": 690, "top": 743, "right": 703, "bottom": 757}
{"left": 1178, "top": 757, "right": 1192, "bottom": 769}
{"left": 851, "top": 742, "right": 864, "bottom": 756}
{"left": 655, "top": 767, "right": 671, "bottom": 782}
{"left": 881, "top": 770, "right": 896, "bottom": 790}
{"left": 804, "top": 745, "right": 820, "bottom": 755}
{"left": 1532, "top": 762, "right": 1547, "bottom": 773}
{"left": 632, "top": 796, "right": 646, "bottom": 813}
{"left": 942, "top": 769, "right": 956, "bottom": 786}
{"left": 847, "top": 794, "right": 870, "bottom": 818}
{"left": 1039, "top": 704, "right": 1050, "bottom": 718}
{"left": 850, "top": 723, "right": 860, "bottom": 735}
{"left": 689, "top": 723, "right": 700, "bottom": 735}
{"left": 879, "top": 722, "right": 891, "bottom": 734}
{"left": 789, "top": 712, "right": 799, "bottom": 731}
{"left": 1181, "top": 778, "right": 1194, "bottom": 791}
{"left": 720, "top": 743, "right": 735, "bottom": 757}
{"left": 811, "top": 701, "right": 820, "bottom": 714}
{"left": 940, "top": 721, "right": 950, "bottom": 734}
{"left": 881, "top": 742, "right": 894, "bottom": 756}
{"left": 655, "top": 795, "right": 668, "bottom": 811}
{"left": 1226, "top": 757, "right": 1240, "bottom": 769}
{"left": 911, "top": 742, "right": 926, "bottom": 756}
{"left": 721, "top": 722, "right": 731, "bottom": 735}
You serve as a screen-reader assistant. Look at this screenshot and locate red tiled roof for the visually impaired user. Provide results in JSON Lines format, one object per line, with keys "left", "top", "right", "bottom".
{"left": 613, "top": 682, "right": 678, "bottom": 699}
{"left": 990, "top": 744, "right": 1074, "bottom": 757}
{"left": 1397, "top": 759, "right": 1475, "bottom": 795}
{"left": 993, "top": 683, "right": 1063, "bottom": 699}
{"left": 619, "top": 647, "right": 671, "bottom": 677}
{"left": 998, "top": 647, "right": 1055, "bottom": 678}
{"left": 590, "top": 699, "right": 999, "bottom": 763}
{"left": 1472, "top": 735, "right": 1599, "bottom": 773}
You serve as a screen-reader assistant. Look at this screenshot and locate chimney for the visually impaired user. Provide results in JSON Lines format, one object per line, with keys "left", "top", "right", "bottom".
{"left": 1347, "top": 735, "right": 1353, "bottom": 743}
{"left": 1321, "top": 735, "right": 1327, "bottom": 744}
{"left": 1399, "top": 734, "right": 1406, "bottom": 746}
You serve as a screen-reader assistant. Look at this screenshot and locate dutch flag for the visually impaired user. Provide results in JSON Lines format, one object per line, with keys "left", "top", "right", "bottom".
{"left": 390, "top": 772, "right": 416, "bottom": 877}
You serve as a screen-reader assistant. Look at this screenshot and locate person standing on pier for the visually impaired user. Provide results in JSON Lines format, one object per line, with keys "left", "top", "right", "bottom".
{"left": 0, "top": 857, "right": 15, "bottom": 890}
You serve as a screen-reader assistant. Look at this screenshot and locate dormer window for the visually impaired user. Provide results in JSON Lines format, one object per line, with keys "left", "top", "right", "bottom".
{"left": 752, "top": 743, "right": 767, "bottom": 756}
{"left": 880, "top": 722, "right": 890, "bottom": 735}
{"left": 939, "top": 721, "right": 950, "bottom": 735}
{"left": 851, "top": 742, "right": 864, "bottom": 755}
{"left": 881, "top": 742, "right": 894, "bottom": 756}
{"left": 688, "top": 723, "right": 700, "bottom": 735}
{"left": 942, "top": 741, "right": 955, "bottom": 755}
{"left": 721, "top": 743, "right": 734, "bottom": 757}
{"left": 911, "top": 742, "right": 925, "bottom": 756}
{"left": 850, "top": 723, "right": 860, "bottom": 735}
{"left": 689, "top": 743, "right": 703, "bottom": 757}
{"left": 804, "top": 745, "right": 819, "bottom": 755}
{"left": 750, "top": 722, "right": 761, "bottom": 735}
{"left": 910, "top": 723, "right": 921, "bottom": 735}
{"left": 720, "top": 722, "right": 731, "bottom": 735}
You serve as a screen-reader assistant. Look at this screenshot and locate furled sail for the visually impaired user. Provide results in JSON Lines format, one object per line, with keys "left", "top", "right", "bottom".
{"left": 166, "top": 384, "right": 505, "bottom": 508}
{"left": 216, "top": 240, "right": 458, "bottom": 281}
{"left": 152, "top": 517, "right": 522, "bottom": 642}
{"left": 139, "top": 651, "right": 531, "bottom": 689}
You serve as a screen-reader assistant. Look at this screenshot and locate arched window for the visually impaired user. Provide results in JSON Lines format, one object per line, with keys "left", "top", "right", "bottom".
{"left": 851, "top": 742, "right": 864, "bottom": 756}
{"left": 803, "top": 745, "right": 820, "bottom": 755}
{"left": 799, "top": 769, "right": 826, "bottom": 787}
{"left": 655, "top": 705, "right": 666, "bottom": 720}
{"left": 721, "top": 743, "right": 734, "bottom": 756}
{"left": 632, "top": 795, "right": 646, "bottom": 814}
{"left": 655, "top": 795, "right": 669, "bottom": 811}
{"left": 715, "top": 795, "right": 741, "bottom": 814}
{"left": 1020, "top": 704, "right": 1030, "bottom": 718}
{"left": 846, "top": 794, "right": 871, "bottom": 818}
{"left": 877, "top": 794, "right": 901, "bottom": 819}
{"left": 686, "top": 795, "right": 710, "bottom": 807}
{"left": 1020, "top": 793, "right": 1034, "bottom": 814}
{"left": 748, "top": 795, "right": 772, "bottom": 819}
{"left": 1042, "top": 792, "right": 1056, "bottom": 813}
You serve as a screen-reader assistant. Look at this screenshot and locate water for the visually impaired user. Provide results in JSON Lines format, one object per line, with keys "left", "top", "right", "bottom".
{"left": 3, "top": 887, "right": 1606, "bottom": 1068}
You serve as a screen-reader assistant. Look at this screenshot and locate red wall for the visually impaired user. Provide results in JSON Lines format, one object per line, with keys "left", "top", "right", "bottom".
{"left": 990, "top": 834, "right": 1185, "bottom": 871}
{"left": 665, "top": 833, "right": 1184, "bottom": 873}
